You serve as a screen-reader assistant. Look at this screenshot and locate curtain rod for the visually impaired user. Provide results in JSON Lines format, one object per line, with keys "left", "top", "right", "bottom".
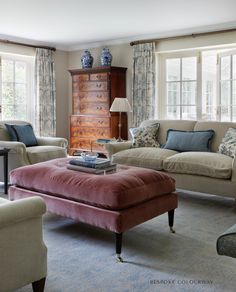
{"left": 130, "top": 28, "right": 236, "bottom": 46}
{"left": 0, "top": 39, "right": 56, "bottom": 51}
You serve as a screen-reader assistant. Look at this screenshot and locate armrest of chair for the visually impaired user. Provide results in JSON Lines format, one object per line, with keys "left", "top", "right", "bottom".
{"left": 36, "top": 137, "right": 68, "bottom": 148}
{"left": 105, "top": 141, "right": 133, "bottom": 157}
{"left": 0, "top": 197, "right": 46, "bottom": 229}
{"left": 0, "top": 141, "right": 30, "bottom": 166}
{"left": 0, "top": 141, "right": 26, "bottom": 153}
{"left": 0, "top": 197, "right": 47, "bottom": 290}
{"left": 231, "top": 158, "right": 236, "bottom": 182}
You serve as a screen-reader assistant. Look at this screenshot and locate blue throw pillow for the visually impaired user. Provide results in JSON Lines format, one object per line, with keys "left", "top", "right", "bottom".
{"left": 5, "top": 124, "right": 18, "bottom": 141}
{"left": 164, "top": 129, "right": 215, "bottom": 152}
{"left": 12, "top": 124, "right": 38, "bottom": 147}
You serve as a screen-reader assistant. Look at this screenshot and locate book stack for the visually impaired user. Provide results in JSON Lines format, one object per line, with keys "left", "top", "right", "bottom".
{"left": 67, "top": 157, "right": 117, "bottom": 174}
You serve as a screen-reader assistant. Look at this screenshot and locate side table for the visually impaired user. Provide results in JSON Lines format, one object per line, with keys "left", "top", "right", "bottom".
{"left": 95, "top": 138, "right": 117, "bottom": 158}
{"left": 0, "top": 148, "right": 10, "bottom": 194}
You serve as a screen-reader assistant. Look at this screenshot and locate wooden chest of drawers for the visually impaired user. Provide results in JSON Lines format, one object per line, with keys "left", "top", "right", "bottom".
{"left": 69, "top": 66, "right": 127, "bottom": 155}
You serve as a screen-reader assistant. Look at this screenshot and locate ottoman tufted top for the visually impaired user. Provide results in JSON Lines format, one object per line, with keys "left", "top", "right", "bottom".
{"left": 10, "top": 158, "right": 175, "bottom": 210}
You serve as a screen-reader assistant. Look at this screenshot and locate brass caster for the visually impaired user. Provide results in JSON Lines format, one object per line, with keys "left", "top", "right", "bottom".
{"left": 116, "top": 253, "right": 123, "bottom": 262}
{"left": 170, "top": 226, "right": 175, "bottom": 233}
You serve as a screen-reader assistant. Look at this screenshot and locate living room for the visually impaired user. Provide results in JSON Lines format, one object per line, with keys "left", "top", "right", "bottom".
{"left": 0, "top": 0, "right": 236, "bottom": 291}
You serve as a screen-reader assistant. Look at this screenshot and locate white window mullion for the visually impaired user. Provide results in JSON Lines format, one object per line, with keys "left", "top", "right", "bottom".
{"left": 180, "top": 58, "right": 182, "bottom": 119}
{"left": 230, "top": 55, "right": 233, "bottom": 121}
{"left": 216, "top": 54, "right": 220, "bottom": 121}
{"left": 197, "top": 52, "right": 202, "bottom": 120}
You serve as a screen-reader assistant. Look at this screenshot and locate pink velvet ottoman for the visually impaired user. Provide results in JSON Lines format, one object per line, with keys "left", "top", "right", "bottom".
{"left": 9, "top": 158, "right": 177, "bottom": 261}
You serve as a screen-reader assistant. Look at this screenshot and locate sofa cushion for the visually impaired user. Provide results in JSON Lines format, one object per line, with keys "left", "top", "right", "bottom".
{"left": 163, "top": 152, "right": 232, "bottom": 179}
{"left": 140, "top": 120, "right": 196, "bottom": 145}
{"left": 164, "top": 129, "right": 215, "bottom": 152}
{"left": 12, "top": 124, "right": 38, "bottom": 146}
{"left": 129, "top": 123, "right": 160, "bottom": 148}
{"left": 194, "top": 121, "right": 236, "bottom": 152}
{"left": 5, "top": 124, "right": 18, "bottom": 141}
{"left": 26, "top": 146, "right": 67, "bottom": 164}
{"left": 218, "top": 127, "right": 236, "bottom": 158}
{"left": 113, "top": 147, "right": 178, "bottom": 170}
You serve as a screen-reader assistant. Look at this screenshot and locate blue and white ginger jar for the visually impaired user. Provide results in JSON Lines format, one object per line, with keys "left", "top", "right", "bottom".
{"left": 100, "top": 48, "right": 112, "bottom": 66}
{"left": 81, "top": 50, "right": 93, "bottom": 69}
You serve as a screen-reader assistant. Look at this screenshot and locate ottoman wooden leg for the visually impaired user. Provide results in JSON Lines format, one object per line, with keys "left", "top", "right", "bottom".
{"left": 115, "top": 233, "right": 123, "bottom": 262}
{"left": 32, "top": 277, "right": 46, "bottom": 292}
{"left": 168, "top": 209, "right": 176, "bottom": 233}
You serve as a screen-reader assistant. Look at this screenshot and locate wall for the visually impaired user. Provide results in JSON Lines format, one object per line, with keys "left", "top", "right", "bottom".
{"left": 54, "top": 50, "right": 69, "bottom": 138}
{"left": 156, "top": 31, "right": 236, "bottom": 52}
{"left": 68, "top": 43, "right": 133, "bottom": 127}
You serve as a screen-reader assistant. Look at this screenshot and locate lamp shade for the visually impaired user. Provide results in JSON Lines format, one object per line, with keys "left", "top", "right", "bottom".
{"left": 110, "top": 97, "right": 132, "bottom": 112}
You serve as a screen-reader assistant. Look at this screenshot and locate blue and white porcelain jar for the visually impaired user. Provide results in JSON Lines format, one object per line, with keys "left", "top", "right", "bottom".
{"left": 81, "top": 50, "right": 93, "bottom": 69}
{"left": 100, "top": 48, "right": 112, "bottom": 66}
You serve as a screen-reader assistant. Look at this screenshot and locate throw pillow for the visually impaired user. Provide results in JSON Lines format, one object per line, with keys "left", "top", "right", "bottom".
{"left": 129, "top": 123, "right": 160, "bottom": 148}
{"left": 11, "top": 124, "right": 38, "bottom": 147}
{"left": 5, "top": 124, "right": 18, "bottom": 141}
{"left": 164, "top": 129, "right": 215, "bottom": 152}
{"left": 219, "top": 127, "right": 236, "bottom": 158}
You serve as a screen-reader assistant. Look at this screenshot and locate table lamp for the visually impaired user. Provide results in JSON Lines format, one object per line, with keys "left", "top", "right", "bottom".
{"left": 110, "top": 97, "right": 132, "bottom": 141}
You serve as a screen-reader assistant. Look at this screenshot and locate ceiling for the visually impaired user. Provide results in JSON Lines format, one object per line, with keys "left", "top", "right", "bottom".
{"left": 0, "top": 0, "right": 236, "bottom": 51}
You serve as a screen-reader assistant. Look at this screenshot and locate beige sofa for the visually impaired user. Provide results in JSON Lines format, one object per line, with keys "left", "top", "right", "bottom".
{"left": 0, "top": 120, "right": 68, "bottom": 181}
{"left": 0, "top": 196, "right": 47, "bottom": 292}
{"left": 106, "top": 120, "right": 236, "bottom": 199}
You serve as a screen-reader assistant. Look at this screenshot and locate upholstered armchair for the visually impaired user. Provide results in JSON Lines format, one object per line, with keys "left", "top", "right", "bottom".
{"left": 0, "top": 196, "right": 47, "bottom": 292}
{"left": 217, "top": 224, "right": 236, "bottom": 258}
{"left": 0, "top": 120, "right": 68, "bottom": 181}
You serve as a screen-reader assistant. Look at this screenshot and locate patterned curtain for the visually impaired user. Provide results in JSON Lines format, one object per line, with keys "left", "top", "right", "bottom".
{"left": 132, "top": 42, "right": 156, "bottom": 126}
{"left": 35, "top": 48, "right": 56, "bottom": 136}
{"left": 0, "top": 57, "right": 2, "bottom": 119}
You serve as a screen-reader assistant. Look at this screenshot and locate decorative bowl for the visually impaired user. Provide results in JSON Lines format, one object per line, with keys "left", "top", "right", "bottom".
{"left": 81, "top": 152, "right": 98, "bottom": 162}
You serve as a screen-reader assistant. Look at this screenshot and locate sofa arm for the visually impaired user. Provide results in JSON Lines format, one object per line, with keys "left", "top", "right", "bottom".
{"left": 0, "top": 141, "right": 26, "bottom": 153}
{"left": 0, "top": 197, "right": 46, "bottom": 229}
{"left": 37, "top": 137, "right": 68, "bottom": 148}
{"left": 0, "top": 141, "right": 30, "bottom": 167}
{"left": 105, "top": 141, "right": 133, "bottom": 157}
{"left": 231, "top": 158, "right": 236, "bottom": 182}
{"left": 0, "top": 197, "right": 47, "bottom": 291}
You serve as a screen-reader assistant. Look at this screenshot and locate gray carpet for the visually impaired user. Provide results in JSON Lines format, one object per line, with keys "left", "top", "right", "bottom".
{"left": 1, "top": 188, "right": 236, "bottom": 292}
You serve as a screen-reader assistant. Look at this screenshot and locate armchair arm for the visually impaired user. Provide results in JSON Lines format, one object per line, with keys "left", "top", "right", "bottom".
{"left": 105, "top": 141, "right": 133, "bottom": 157}
{"left": 36, "top": 137, "right": 68, "bottom": 148}
{"left": 0, "top": 141, "right": 26, "bottom": 153}
{"left": 231, "top": 158, "right": 236, "bottom": 182}
{"left": 0, "top": 140, "right": 30, "bottom": 166}
{"left": 0, "top": 197, "right": 47, "bottom": 291}
{"left": 0, "top": 197, "right": 46, "bottom": 229}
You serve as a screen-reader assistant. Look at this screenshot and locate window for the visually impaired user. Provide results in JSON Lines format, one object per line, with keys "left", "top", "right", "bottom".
{"left": 158, "top": 48, "right": 236, "bottom": 121}
{"left": 0, "top": 53, "right": 35, "bottom": 125}
{"left": 166, "top": 56, "right": 197, "bottom": 119}
{"left": 219, "top": 51, "right": 236, "bottom": 121}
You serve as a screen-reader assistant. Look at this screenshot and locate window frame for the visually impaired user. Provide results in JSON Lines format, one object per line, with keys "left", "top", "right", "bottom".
{"left": 218, "top": 49, "right": 236, "bottom": 122}
{"left": 0, "top": 52, "right": 35, "bottom": 126}
{"left": 157, "top": 47, "right": 236, "bottom": 122}
{"left": 158, "top": 50, "right": 201, "bottom": 120}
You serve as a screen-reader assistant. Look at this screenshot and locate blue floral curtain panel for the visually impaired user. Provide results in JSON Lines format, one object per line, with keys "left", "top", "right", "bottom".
{"left": 35, "top": 48, "right": 56, "bottom": 136}
{"left": 132, "top": 43, "right": 156, "bottom": 126}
